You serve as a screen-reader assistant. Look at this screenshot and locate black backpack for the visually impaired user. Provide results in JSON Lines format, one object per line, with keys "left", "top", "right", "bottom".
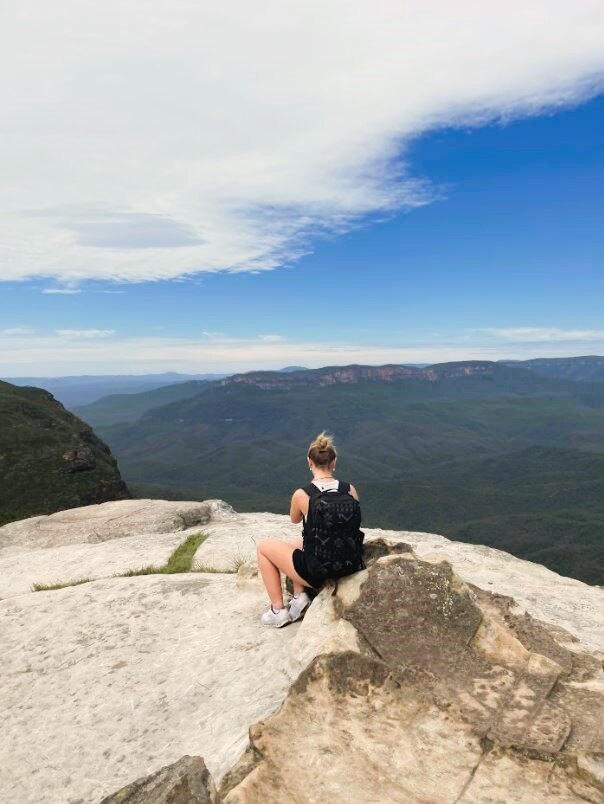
{"left": 302, "top": 481, "right": 365, "bottom": 583}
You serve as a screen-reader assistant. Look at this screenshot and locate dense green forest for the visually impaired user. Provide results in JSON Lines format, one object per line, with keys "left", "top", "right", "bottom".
{"left": 87, "top": 359, "right": 604, "bottom": 585}
{"left": 73, "top": 380, "right": 212, "bottom": 427}
{"left": 0, "top": 380, "right": 130, "bottom": 526}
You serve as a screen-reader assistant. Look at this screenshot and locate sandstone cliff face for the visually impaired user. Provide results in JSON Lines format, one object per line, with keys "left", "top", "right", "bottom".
{"left": 217, "top": 361, "right": 505, "bottom": 390}
{"left": 1, "top": 501, "right": 602, "bottom": 803}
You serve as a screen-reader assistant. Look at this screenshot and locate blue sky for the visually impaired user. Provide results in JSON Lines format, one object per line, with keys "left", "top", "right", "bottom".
{"left": 1, "top": 4, "right": 604, "bottom": 375}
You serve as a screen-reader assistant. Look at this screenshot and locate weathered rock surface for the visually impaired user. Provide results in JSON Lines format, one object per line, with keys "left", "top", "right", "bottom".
{"left": 0, "top": 498, "right": 235, "bottom": 554}
{"left": 196, "top": 514, "right": 604, "bottom": 654}
{"left": 0, "top": 530, "right": 189, "bottom": 597}
{"left": 3, "top": 505, "right": 601, "bottom": 656}
{"left": 0, "top": 499, "right": 237, "bottom": 597}
{"left": 222, "top": 552, "right": 604, "bottom": 803}
{"left": 100, "top": 755, "right": 217, "bottom": 804}
{"left": 2, "top": 502, "right": 603, "bottom": 804}
{"left": 2, "top": 573, "right": 297, "bottom": 803}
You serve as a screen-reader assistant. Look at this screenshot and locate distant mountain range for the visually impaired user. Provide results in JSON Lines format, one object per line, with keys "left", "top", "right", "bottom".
{"left": 2, "top": 365, "right": 322, "bottom": 407}
{"left": 0, "top": 380, "right": 130, "bottom": 526}
{"left": 217, "top": 356, "right": 604, "bottom": 389}
{"left": 78, "top": 355, "right": 604, "bottom": 585}
{"left": 500, "top": 355, "right": 604, "bottom": 382}
{"left": 2, "top": 372, "right": 227, "bottom": 407}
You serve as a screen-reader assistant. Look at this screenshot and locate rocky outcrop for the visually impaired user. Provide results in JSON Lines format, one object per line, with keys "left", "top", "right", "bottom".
{"left": 2, "top": 503, "right": 603, "bottom": 803}
{"left": 222, "top": 551, "right": 604, "bottom": 802}
{"left": 0, "top": 499, "right": 236, "bottom": 597}
{"left": 0, "top": 498, "right": 235, "bottom": 555}
{"left": 100, "top": 755, "right": 217, "bottom": 804}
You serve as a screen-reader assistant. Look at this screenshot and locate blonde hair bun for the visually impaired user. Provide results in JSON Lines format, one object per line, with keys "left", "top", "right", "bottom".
{"left": 308, "top": 431, "right": 337, "bottom": 467}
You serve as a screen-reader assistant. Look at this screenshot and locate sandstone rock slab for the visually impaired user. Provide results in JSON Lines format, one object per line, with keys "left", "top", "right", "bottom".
{"left": 0, "top": 530, "right": 188, "bottom": 597}
{"left": 193, "top": 512, "right": 300, "bottom": 571}
{"left": 3, "top": 504, "right": 604, "bottom": 804}
{"left": 1, "top": 573, "right": 297, "bottom": 804}
{"left": 0, "top": 498, "right": 235, "bottom": 554}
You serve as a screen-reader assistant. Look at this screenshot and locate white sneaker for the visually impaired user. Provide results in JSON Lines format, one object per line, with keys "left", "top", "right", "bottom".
{"left": 261, "top": 606, "right": 290, "bottom": 628}
{"left": 288, "top": 592, "right": 311, "bottom": 623}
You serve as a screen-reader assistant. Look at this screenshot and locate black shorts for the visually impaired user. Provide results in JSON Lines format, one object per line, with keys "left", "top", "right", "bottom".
{"left": 292, "top": 548, "right": 324, "bottom": 590}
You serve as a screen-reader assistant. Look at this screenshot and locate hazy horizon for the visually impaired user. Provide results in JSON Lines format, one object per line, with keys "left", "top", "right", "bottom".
{"left": 3, "top": 354, "right": 604, "bottom": 381}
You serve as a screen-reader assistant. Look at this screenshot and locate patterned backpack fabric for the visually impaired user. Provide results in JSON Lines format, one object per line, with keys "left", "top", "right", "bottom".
{"left": 302, "top": 481, "right": 365, "bottom": 583}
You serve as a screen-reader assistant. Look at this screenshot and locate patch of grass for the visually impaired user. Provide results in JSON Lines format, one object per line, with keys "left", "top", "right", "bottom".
{"left": 117, "top": 531, "right": 208, "bottom": 577}
{"left": 193, "top": 564, "right": 233, "bottom": 574}
{"left": 32, "top": 532, "right": 210, "bottom": 591}
{"left": 231, "top": 555, "right": 248, "bottom": 572}
{"left": 163, "top": 531, "right": 207, "bottom": 573}
{"left": 193, "top": 553, "right": 249, "bottom": 574}
{"left": 31, "top": 577, "right": 93, "bottom": 592}
{"left": 118, "top": 565, "right": 159, "bottom": 577}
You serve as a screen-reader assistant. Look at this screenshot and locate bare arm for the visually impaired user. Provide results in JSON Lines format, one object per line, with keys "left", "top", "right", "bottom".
{"left": 349, "top": 483, "right": 359, "bottom": 501}
{"left": 289, "top": 489, "right": 307, "bottom": 524}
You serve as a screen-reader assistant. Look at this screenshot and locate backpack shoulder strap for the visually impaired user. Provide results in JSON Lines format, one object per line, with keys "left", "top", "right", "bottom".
{"left": 338, "top": 481, "right": 351, "bottom": 494}
{"left": 301, "top": 482, "right": 320, "bottom": 529}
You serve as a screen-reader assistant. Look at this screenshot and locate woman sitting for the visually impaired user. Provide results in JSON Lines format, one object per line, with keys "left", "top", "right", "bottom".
{"left": 256, "top": 431, "right": 361, "bottom": 627}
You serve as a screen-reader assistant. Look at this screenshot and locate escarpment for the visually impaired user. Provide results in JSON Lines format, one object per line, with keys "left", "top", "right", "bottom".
{"left": 217, "top": 360, "right": 520, "bottom": 390}
{"left": 0, "top": 379, "right": 130, "bottom": 526}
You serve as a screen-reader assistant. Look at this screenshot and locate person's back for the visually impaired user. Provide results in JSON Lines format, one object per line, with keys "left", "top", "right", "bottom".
{"left": 300, "top": 477, "right": 364, "bottom": 584}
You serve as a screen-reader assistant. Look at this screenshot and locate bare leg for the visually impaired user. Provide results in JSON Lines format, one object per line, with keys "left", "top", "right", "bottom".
{"left": 289, "top": 536, "right": 306, "bottom": 596}
{"left": 257, "top": 538, "right": 309, "bottom": 609}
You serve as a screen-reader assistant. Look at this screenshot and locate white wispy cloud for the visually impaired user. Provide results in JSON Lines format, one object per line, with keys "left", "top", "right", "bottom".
{"left": 54, "top": 329, "right": 115, "bottom": 338}
{"left": 1, "top": 2, "right": 603, "bottom": 286}
{"left": 258, "top": 334, "right": 285, "bottom": 343}
{"left": 0, "top": 327, "right": 35, "bottom": 335}
{"left": 479, "top": 327, "right": 604, "bottom": 342}
{"left": 1, "top": 329, "right": 603, "bottom": 376}
{"left": 42, "top": 288, "right": 82, "bottom": 295}
{"left": 200, "top": 331, "right": 285, "bottom": 344}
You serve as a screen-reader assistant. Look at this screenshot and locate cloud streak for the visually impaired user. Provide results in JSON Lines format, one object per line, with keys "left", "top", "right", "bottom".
{"left": 479, "top": 327, "right": 604, "bottom": 342}
{"left": 1, "top": 2, "right": 604, "bottom": 285}
{"left": 42, "top": 288, "right": 82, "bottom": 295}
{"left": 2, "top": 328, "right": 603, "bottom": 376}
{"left": 0, "top": 327, "right": 34, "bottom": 336}
{"left": 54, "top": 329, "right": 116, "bottom": 338}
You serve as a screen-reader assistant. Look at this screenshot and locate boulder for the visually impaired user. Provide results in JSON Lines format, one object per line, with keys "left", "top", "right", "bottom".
{"left": 100, "top": 755, "right": 217, "bottom": 804}
{"left": 235, "top": 559, "right": 262, "bottom": 590}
